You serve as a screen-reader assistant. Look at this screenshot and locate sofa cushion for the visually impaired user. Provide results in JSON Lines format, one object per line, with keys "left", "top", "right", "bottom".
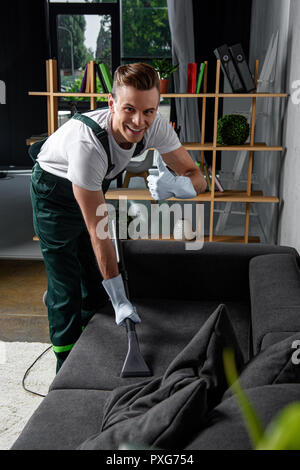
{"left": 77, "top": 304, "right": 244, "bottom": 450}
{"left": 185, "top": 384, "right": 300, "bottom": 450}
{"left": 49, "top": 299, "right": 250, "bottom": 392}
{"left": 11, "top": 389, "right": 110, "bottom": 450}
{"left": 223, "top": 333, "right": 300, "bottom": 402}
{"left": 250, "top": 254, "right": 300, "bottom": 355}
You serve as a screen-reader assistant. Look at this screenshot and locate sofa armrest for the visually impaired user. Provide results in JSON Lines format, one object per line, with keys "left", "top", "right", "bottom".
{"left": 122, "top": 240, "right": 298, "bottom": 302}
{"left": 250, "top": 253, "right": 300, "bottom": 354}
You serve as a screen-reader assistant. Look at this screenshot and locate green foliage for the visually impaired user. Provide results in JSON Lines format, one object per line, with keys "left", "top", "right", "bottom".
{"left": 217, "top": 114, "right": 249, "bottom": 145}
{"left": 122, "top": 0, "right": 171, "bottom": 60}
{"left": 223, "top": 348, "right": 300, "bottom": 450}
{"left": 152, "top": 58, "right": 179, "bottom": 79}
{"left": 62, "top": 71, "right": 108, "bottom": 103}
{"left": 256, "top": 403, "right": 300, "bottom": 450}
{"left": 223, "top": 349, "right": 264, "bottom": 448}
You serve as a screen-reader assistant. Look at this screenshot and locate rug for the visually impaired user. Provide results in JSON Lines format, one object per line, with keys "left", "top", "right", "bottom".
{"left": 0, "top": 341, "right": 56, "bottom": 450}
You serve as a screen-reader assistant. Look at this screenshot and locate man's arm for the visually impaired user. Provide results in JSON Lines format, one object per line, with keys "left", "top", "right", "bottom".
{"left": 72, "top": 183, "right": 119, "bottom": 280}
{"left": 161, "top": 145, "right": 207, "bottom": 194}
{"left": 73, "top": 183, "right": 141, "bottom": 326}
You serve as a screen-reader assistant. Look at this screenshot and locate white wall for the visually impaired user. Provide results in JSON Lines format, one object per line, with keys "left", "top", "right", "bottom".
{"left": 277, "top": 0, "right": 300, "bottom": 252}
{"left": 249, "top": 0, "right": 291, "bottom": 244}
{"left": 249, "top": 0, "right": 300, "bottom": 252}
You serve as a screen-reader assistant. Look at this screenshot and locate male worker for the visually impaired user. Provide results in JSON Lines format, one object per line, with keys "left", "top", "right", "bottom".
{"left": 30, "top": 62, "right": 206, "bottom": 371}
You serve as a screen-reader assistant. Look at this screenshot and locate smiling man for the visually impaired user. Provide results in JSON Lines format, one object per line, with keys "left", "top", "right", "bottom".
{"left": 30, "top": 63, "right": 206, "bottom": 371}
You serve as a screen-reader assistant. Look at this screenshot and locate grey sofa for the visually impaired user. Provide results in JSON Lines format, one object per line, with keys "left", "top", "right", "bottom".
{"left": 12, "top": 241, "right": 300, "bottom": 450}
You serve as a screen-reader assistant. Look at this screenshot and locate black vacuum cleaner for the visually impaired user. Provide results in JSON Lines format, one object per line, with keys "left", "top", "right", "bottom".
{"left": 111, "top": 219, "right": 152, "bottom": 378}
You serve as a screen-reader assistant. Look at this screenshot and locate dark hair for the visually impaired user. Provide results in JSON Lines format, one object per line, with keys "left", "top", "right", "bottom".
{"left": 112, "top": 62, "right": 160, "bottom": 97}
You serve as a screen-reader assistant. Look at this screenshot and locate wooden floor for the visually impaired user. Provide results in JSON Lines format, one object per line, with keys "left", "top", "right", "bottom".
{"left": 0, "top": 260, "right": 49, "bottom": 342}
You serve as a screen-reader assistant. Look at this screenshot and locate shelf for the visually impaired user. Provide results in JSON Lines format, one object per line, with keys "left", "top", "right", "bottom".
{"left": 33, "top": 233, "right": 260, "bottom": 243}
{"left": 29, "top": 91, "right": 287, "bottom": 99}
{"left": 26, "top": 136, "right": 283, "bottom": 152}
{"left": 182, "top": 142, "right": 283, "bottom": 151}
{"left": 29, "top": 91, "right": 109, "bottom": 98}
{"left": 105, "top": 188, "right": 279, "bottom": 204}
{"left": 204, "top": 235, "right": 260, "bottom": 243}
{"left": 162, "top": 93, "right": 287, "bottom": 98}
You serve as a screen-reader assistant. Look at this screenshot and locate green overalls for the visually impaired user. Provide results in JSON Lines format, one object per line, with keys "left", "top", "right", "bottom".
{"left": 29, "top": 112, "right": 145, "bottom": 371}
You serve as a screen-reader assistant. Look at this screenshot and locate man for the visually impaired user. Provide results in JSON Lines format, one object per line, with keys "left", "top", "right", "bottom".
{"left": 31, "top": 62, "right": 206, "bottom": 371}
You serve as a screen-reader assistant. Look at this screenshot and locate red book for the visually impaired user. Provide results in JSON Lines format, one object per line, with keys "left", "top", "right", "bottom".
{"left": 187, "top": 63, "right": 197, "bottom": 93}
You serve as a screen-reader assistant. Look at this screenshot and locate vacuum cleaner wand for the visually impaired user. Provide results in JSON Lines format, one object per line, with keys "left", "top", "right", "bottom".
{"left": 111, "top": 220, "right": 151, "bottom": 378}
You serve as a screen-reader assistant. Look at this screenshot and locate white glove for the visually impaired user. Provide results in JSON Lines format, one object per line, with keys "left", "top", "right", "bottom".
{"left": 147, "top": 155, "right": 197, "bottom": 200}
{"left": 102, "top": 274, "right": 141, "bottom": 326}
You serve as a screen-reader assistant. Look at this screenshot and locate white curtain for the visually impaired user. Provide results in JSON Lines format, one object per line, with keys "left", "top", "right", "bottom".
{"left": 167, "top": 0, "right": 201, "bottom": 161}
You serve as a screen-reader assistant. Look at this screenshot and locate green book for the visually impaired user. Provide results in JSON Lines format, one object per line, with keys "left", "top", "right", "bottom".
{"left": 203, "top": 162, "right": 211, "bottom": 191}
{"left": 196, "top": 63, "right": 205, "bottom": 93}
{"left": 99, "top": 63, "right": 113, "bottom": 93}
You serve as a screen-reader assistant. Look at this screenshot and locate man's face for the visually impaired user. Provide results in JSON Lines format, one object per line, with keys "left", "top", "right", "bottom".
{"left": 109, "top": 86, "right": 160, "bottom": 148}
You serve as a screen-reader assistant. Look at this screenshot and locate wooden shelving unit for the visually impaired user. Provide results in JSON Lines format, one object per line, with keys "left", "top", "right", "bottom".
{"left": 28, "top": 59, "right": 287, "bottom": 243}
{"left": 105, "top": 188, "right": 278, "bottom": 203}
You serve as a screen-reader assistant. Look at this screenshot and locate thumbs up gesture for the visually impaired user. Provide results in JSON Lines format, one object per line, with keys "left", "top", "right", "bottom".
{"left": 147, "top": 155, "right": 197, "bottom": 201}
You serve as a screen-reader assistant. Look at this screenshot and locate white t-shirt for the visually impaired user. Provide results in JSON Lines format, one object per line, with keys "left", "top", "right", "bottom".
{"left": 37, "top": 108, "right": 181, "bottom": 191}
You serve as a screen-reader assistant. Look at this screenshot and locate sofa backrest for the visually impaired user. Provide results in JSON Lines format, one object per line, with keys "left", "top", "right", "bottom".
{"left": 250, "top": 253, "right": 300, "bottom": 354}
{"left": 122, "top": 241, "right": 298, "bottom": 302}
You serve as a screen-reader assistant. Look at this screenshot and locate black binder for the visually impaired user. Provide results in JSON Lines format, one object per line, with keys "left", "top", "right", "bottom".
{"left": 229, "top": 43, "right": 256, "bottom": 92}
{"left": 96, "top": 63, "right": 109, "bottom": 93}
{"left": 214, "top": 44, "right": 245, "bottom": 93}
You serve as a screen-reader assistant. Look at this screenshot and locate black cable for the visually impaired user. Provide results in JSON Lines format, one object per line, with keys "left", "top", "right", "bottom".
{"left": 22, "top": 345, "right": 52, "bottom": 398}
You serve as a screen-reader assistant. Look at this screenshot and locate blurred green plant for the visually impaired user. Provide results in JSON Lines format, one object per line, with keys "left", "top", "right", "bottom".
{"left": 223, "top": 348, "right": 300, "bottom": 450}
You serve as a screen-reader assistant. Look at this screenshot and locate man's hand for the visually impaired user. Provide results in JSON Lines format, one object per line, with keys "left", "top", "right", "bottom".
{"left": 102, "top": 274, "right": 141, "bottom": 326}
{"left": 147, "top": 154, "right": 197, "bottom": 200}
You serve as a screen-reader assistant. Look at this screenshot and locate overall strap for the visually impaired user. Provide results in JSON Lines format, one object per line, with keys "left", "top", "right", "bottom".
{"left": 73, "top": 112, "right": 115, "bottom": 174}
{"left": 132, "top": 138, "right": 146, "bottom": 157}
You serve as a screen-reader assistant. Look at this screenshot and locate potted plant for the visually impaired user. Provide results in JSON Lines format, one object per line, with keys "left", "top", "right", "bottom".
{"left": 152, "top": 59, "right": 179, "bottom": 94}
{"left": 217, "top": 114, "right": 250, "bottom": 145}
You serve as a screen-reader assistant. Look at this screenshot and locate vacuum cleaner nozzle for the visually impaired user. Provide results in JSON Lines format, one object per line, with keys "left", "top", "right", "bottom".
{"left": 120, "top": 319, "right": 151, "bottom": 378}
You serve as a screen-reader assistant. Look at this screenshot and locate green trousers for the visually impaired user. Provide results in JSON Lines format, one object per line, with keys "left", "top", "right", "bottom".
{"left": 30, "top": 163, "right": 108, "bottom": 371}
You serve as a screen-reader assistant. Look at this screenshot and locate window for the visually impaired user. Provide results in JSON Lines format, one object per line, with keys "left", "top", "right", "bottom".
{"left": 49, "top": 1, "right": 172, "bottom": 118}
{"left": 57, "top": 14, "right": 112, "bottom": 86}
{"left": 49, "top": 1, "right": 120, "bottom": 112}
{"left": 120, "top": 0, "right": 172, "bottom": 121}
{"left": 121, "top": 0, "right": 171, "bottom": 63}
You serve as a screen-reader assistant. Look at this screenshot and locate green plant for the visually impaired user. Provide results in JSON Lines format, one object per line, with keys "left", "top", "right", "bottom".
{"left": 223, "top": 348, "right": 300, "bottom": 450}
{"left": 217, "top": 114, "right": 249, "bottom": 145}
{"left": 152, "top": 58, "right": 179, "bottom": 80}
{"left": 63, "top": 78, "right": 89, "bottom": 102}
